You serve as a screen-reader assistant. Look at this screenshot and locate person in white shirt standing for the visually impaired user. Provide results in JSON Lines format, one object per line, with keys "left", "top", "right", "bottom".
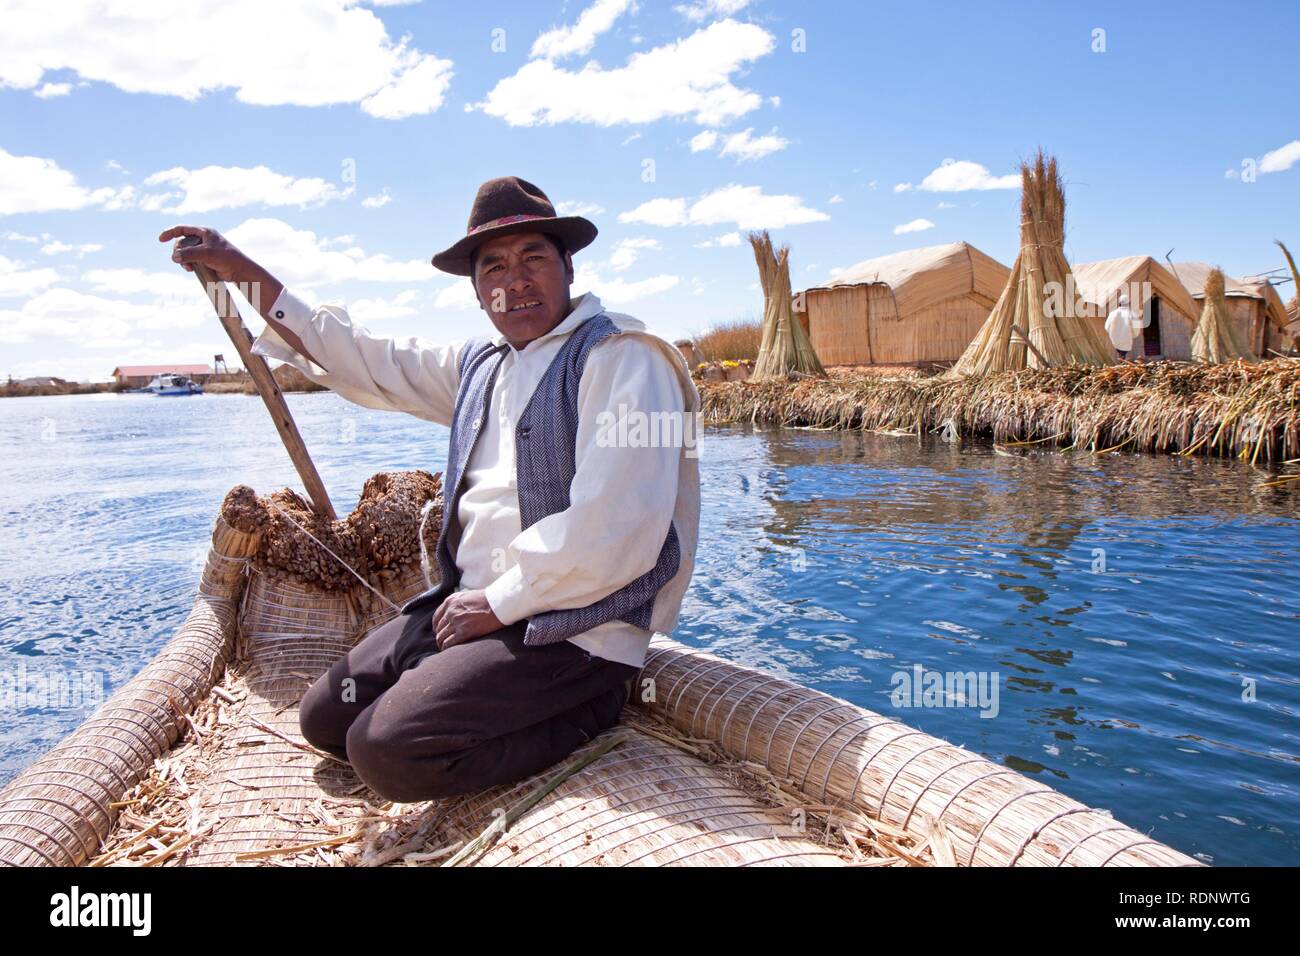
{"left": 160, "top": 176, "right": 700, "bottom": 802}
{"left": 1104, "top": 293, "right": 1146, "bottom": 361}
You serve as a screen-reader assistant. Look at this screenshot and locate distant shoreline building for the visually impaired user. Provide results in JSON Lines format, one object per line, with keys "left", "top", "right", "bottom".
{"left": 111, "top": 364, "right": 211, "bottom": 388}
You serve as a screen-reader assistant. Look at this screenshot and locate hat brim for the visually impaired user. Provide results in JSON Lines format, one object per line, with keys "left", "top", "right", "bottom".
{"left": 431, "top": 216, "right": 598, "bottom": 276}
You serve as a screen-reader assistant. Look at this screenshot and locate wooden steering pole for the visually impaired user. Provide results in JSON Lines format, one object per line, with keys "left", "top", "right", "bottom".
{"left": 179, "top": 235, "right": 337, "bottom": 519}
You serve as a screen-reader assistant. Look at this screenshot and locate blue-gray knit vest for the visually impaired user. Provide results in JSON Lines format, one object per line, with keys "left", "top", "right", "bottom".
{"left": 401, "top": 313, "right": 681, "bottom": 646}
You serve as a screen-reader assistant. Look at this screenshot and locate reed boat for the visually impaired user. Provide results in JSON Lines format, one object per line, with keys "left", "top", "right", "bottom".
{"left": 0, "top": 472, "right": 1201, "bottom": 867}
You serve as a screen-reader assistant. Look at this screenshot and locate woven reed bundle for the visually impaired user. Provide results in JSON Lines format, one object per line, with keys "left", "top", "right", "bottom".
{"left": 1193, "top": 268, "right": 1257, "bottom": 363}
{"left": 749, "top": 230, "right": 826, "bottom": 381}
{"left": 953, "top": 152, "right": 1116, "bottom": 376}
{"left": 636, "top": 637, "right": 1201, "bottom": 867}
{"left": 0, "top": 517, "right": 260, "bottom": 866}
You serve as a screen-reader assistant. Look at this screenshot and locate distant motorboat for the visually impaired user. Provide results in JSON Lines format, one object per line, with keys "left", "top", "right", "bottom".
{"left": 146, "top": 373, "right": 204, "bottom": 396}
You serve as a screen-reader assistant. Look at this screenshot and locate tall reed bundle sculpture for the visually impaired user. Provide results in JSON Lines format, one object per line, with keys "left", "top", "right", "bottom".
{"left": 952, "top": 151, "right": 1116, "bottom": 376}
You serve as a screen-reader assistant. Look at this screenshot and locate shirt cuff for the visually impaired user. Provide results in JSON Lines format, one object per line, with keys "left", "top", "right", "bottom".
{"left": 483, "top": 564, "right": 550, "bottom": 626}
{"left": 250, "top": 287, "right": 325, "bottom": 373}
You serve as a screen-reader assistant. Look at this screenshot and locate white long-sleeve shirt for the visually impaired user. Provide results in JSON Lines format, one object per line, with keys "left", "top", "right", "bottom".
{"left": 250, "top": 288, "right": 700, "bottom": 668}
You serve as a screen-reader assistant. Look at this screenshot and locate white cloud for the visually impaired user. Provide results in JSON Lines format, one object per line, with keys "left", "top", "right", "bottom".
{"left": 620, "top": 131, "right": 641, "bottom": 146}
{"left": 691, "top": 126, "right": 789, "bottom": 161}
{"left": 359, "top": 52, "right": 454, "bottom": 120}
{"left": 225, "top": 218, "right": 435, "bottom": 288}
{"left": 0, "top": 147, "right": 129, "bottom": 214}
{"left": 574, "top": 263, "right": 678, "bottom": 305}
{"left": 34, "top": 81, "right": 71, "bottom": 98}
{"left": 555, "top": 200, "right": 606, "bottom": 216}
{"left": 620, "top": 183, "right": 829, "bottom": 230}
{"left": 619, "top": 197, "right": 689, "bottom": 227}
{"left": 0, "top": 255, "right": 60, "bottom": 297}
{"left": 433, "top": 281, "right": 479, "bottom": 311}
{"left": 0, "top": 0, "right": 453, "bottom": 120}
{"left": 361, "top": 189, "right": 393, "bottom": 208}
{"left": 693, "top": 231, "right": 741, "bottom": 248}
{"left": 916, "top": 158, "right": 1019, "bottom": 191}
{"left": 893, "top": 182, "right": 912, "bottom": 193}
{"left": 936, "top": 201, "right": 956, "bottom": 209}
{"left": 141, "top": 165, "right": 348, "bottom": 215}
{"left": 893, "top": 218, "right": 935, "bottom": 235}
{"left": 689, "top": 130, "right": 719, "bottom": 153}
{"left": 3, "top": 231, "right": 41, "bottom": 243}
{"left": 827, "top": 194, "right": 844, "bottom": 204}
{"left": 606, "top": 237, "right": 659, "bottom": 271}
{"left": 1258, "top": 139, "right": 1300, "bottom": 174}
{"left": 676, "top": 0, "right": 752, "bottom": 21}
{"left": 82, "top": 268, "right": 197, "bottom": 299}
{"left": 348, "top": 289, "right": 420, "bottom": 322}
{"left": 0, "top": 287, "right": 208, "bottom": 345}
{"left": 473, "top": 19, "right": 773, "bottom": 127}
{"left": 718, "top": 127, "right": 788, "bottom": 161}
{"left": 40, "top": 240, "right": 102, "bottom": 257}
{"left": 531, "top": 0, "right": 637, "bottom": 60}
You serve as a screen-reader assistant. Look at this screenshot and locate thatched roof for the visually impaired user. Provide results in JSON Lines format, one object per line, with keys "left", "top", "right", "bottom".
{"left": 1174, "top": 261, "right": 1292, "bottom": 331}
{"left": 1072, "top": 255, "right": 1198, "bottom": 320}
{"left": 802, "top": 241, "right": 1009, "bottom": 316}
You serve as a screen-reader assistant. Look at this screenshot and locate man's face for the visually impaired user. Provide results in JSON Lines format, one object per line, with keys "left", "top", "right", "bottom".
{"left": 472, "top": 232, "right": 573, "bottom": 350}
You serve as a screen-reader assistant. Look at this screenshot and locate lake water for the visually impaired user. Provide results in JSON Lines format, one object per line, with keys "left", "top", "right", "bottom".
{"left": 1, "top": 391, "right": 1296, "bottom": 865}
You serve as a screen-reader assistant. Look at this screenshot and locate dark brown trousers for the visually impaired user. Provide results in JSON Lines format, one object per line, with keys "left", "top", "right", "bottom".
{"left": 298, "top": 596, "right": 639, "bottom": 802}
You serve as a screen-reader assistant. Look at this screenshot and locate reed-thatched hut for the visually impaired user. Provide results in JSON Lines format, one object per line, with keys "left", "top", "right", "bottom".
{"left": 1072, "top": 256, "right": 1198, "bottom": 360}
{"left": 794, "top": 242, "right": 1010, "bottom": 367}
{"left": 1175, "top": 261, "right": 1293, "bottom": 357}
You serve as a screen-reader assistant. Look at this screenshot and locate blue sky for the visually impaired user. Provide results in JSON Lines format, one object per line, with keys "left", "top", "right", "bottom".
{"left": 1, "top": 0, "right": 1297, "bottom": 381}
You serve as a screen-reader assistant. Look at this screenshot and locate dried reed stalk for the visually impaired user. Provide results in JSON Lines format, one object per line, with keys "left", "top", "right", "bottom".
{"left": 749, "top": 230, "right": 826, "bottom": 381}
{"left": 953, "top": 151, "right": 1115, "bottom": 376}
{"left": 1193, "top": 267, "right": 1257, "bottom": 363}
{"left": 1277, "top": 240, "right": 1300, "bottom": 354}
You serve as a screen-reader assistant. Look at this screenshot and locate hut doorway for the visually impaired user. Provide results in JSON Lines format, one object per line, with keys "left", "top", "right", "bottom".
{"left": 1144, "top": 296, "right": 1164, "bottom": 357}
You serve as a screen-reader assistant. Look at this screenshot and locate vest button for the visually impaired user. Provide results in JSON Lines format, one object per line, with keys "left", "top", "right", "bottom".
{"left": 472, "top": 419, "right": 480, "bottom": 430}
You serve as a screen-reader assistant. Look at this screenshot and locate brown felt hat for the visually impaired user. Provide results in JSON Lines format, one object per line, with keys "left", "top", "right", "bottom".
{"left": 431, "top": 175, "right": 598, "bottom": 276}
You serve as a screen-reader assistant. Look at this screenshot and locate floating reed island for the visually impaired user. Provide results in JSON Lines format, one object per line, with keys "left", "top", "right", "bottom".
{"left": 0, "top": 472, "right": 1198, "bottom": 867}
{"left": 698, "top": 358, "right": 1300, "bottom": 465}
{"left": 689, "top": 150, "right": 1299, "bottom": 467}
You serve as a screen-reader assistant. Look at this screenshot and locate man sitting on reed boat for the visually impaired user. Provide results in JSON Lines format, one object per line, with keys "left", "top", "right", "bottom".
{"left": 160, "top": 176, "right": 700, "bottom": 802}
